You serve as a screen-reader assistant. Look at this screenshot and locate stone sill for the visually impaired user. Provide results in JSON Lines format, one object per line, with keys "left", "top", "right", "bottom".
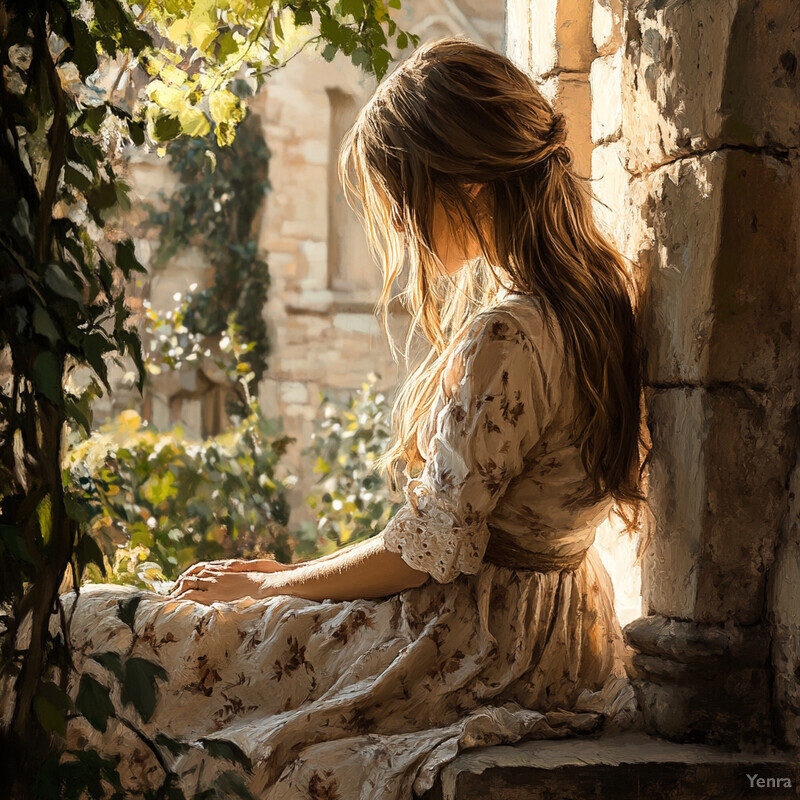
{"left": 283, "top": 290, "right": 408, "bottom": 317}
{"left": 421, "top": 730, "right": 800, "bottom": 800}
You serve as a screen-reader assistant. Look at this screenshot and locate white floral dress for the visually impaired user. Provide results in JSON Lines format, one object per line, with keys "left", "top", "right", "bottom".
{"left": 44, "top": 294, "right": 640, "bottom": 798}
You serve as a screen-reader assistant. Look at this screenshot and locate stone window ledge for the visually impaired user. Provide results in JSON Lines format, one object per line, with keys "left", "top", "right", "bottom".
{"left": 284, "top": 289, "right": 408, "bottom": 317}
{"left": 420, "top": 730, "right": 800, "bottom": 800}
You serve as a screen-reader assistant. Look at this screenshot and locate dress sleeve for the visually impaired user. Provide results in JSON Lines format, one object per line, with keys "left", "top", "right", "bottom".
{"left": 381, "top": 309, "right": 553, "bottom": 583}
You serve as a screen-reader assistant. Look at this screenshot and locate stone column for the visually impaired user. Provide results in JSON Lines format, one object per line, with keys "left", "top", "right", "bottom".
{"left": 506, "top": 0, "right": 596, "bottom": 179}
{"left": 616, "top": 0, "right": 800, "bottom": 750}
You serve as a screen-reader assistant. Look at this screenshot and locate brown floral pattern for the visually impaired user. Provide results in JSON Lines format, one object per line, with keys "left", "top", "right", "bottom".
{"left": 12, "top": 295, "right": 641, "bottom": 800}
{"left": 383, "top": 305, "right": 550, "bottom": 583}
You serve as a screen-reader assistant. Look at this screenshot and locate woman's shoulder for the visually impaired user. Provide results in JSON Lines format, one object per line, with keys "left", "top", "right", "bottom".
{"left": 467, "top": 293, "right": 565, "bottom": 363}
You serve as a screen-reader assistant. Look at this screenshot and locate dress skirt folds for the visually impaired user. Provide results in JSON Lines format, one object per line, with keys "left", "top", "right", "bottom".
{"left": 6, "top": 293, "right": 641, "bottom": 798}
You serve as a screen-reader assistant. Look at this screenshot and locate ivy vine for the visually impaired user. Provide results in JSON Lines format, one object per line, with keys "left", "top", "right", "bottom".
{"left": 148, "top": 107, "right": 272, "bottom": 388}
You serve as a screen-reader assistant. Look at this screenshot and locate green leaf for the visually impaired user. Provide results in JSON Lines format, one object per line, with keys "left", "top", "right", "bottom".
{"left": 154, "top": 115, "right": 181, "bottom": 142}
{"left": 128, "top": 119, "right": 145, "bottom": 146}
{"left": 351, "top": 47, "right": 370, "bottom": 68}
{"left": 83, "top": 104, "right": 107, "bottom": 134}
{"left": 68, "top": 18, "right": 99, "bottom": 79}
{"left": 178, "top": 106, "right": 211, "bottom": 138}
{"left": 116, "top": 594, "right": 142, "bottom": 630}
{"left": 209, "top": 89, "right": 244, "bottom": 126}
{"left": 90, "top": 651, "right": 125, "bottom": 681}
{"left": 44, "top": 263, "right": 83, "bottom": 304}
{"left": 155, "top": 732, "right": 192, "bottom": 758}
{"left": 37, "top": 494, "right": 53, "bottom": 544}
{"left": 396, "top": 31, "right": 408, "bottom": 49}
{"left": 115, "top": 238, "right": 144, "bottom": 278}
{"left": 216, "top": 30, "right": 239, "bottom": 63}
{"left": 75, "top": 674, "right": 115, "bottom": 733}
{"left": 121, "top": 657, "right": 168, "bottom": 723}
{"left": 33, "top": 351, "right": 63, "bottom": 406}
{"left": 0, "top": 524, "right": 35, "bottom": 564}
{"left": 82, "top": 331, "right": 113, "bottom": 389}
{"left": 294, "top": 7, "right": 313, "bottom": 25}
{"left": 76, "top": 532, "right": 107, "bottom": 578}
{"left": 340, "top": 0, "right": 364, "bottom": 18}
{"left": 64, "top": 163, "right": 93, "bottom": 193}
{"left": 33, "top": 681, "right": 73, "bottom": 738}
{"left": 208, "top": 770, "right": 257, "bottom": 800}
{"left": 65, "top": 395, "right": 92, "bottom": 436}
{"left": 85, "top": 179, "right": 119, "bottom": 215}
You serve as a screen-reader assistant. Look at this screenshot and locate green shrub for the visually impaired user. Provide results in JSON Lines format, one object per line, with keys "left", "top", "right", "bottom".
{"left": 294, "top": 373, "right": 402, "bottom": 558}
{"left": 66, "top": 407, "right": 297, "bottom": 590}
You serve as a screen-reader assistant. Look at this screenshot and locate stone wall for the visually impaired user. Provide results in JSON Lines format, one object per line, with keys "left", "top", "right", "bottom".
{"left": 509, "top": 0, "right": 800, "bottom": 751}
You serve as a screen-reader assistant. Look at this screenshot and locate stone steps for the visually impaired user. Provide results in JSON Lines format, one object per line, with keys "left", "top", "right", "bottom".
{"left": 421, "top": 730, "right": 800, "bottom": 800}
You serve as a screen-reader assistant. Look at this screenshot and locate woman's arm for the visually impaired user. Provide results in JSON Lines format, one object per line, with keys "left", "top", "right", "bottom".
{"left": 173, "top": 540, "right": 363, "bottom": 584}
{"left": 170, "top": 533, "right": 429, "bottom": 604}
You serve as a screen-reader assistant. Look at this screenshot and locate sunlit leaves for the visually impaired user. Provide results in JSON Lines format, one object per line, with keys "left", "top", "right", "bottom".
{"left": 297, "top": 373, "right": 401, "bottom": 557}
{"left": 66, "top": 404, "right": 297, "bottom": 584}
{"left": 135, "top": 0, "right": 416, "bottom": 145}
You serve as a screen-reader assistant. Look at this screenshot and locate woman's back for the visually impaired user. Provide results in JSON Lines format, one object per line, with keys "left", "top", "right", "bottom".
{"left": 390, "top": 291, "right": 616, "bottom": 581}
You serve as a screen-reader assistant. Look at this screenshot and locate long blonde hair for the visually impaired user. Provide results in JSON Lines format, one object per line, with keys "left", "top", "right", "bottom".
{"left": 339, "top": 37, "right": 649, "bottom": 524}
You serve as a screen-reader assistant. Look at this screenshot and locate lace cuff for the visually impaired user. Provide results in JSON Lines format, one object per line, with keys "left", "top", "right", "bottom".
{"left": 381, "top": 479, "right": 490, "bottom": 584}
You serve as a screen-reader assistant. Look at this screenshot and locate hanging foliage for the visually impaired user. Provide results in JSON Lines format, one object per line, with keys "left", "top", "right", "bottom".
{"left": 148, "top": 109, "right": 272, "bottom": 390}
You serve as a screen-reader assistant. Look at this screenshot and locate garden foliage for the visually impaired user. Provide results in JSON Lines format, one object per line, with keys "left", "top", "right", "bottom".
{"left": 297, "top": 373, "right": 402, "bottom": 555}
{"left": 68, "top": 406, "right": 296, "bottom": 590}
{"left": 0, "top": 0, "right": 416, "bottom": 795}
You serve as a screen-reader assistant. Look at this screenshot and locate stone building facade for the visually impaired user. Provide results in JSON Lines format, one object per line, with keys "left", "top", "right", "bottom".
{"left": 506, "top": 0, "right": 799, "bottom": 751}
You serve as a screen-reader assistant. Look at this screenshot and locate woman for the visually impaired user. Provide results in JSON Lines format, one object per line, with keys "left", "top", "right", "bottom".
{"left": 58, "top": 37, "right": 647, "bottom": 799}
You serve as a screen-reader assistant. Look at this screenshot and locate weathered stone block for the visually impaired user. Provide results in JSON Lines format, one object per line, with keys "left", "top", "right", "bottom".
{"left": 643, "top": 386, "right": 795, "bottom": 625}
{"left": 506, "top": 0, "right": 595, "bottom": 78}
{"left": 529, "top": 0, "right": 559, "bottom": 77}
{"left": 640, "top": 387, "right": 705, "bottom": 620}
{"left": 622, "top": 0, "right": 800, "bottom": 175}
{"left": 504, "top": 0, "right": 531, "bottom": 71}
{"left": 591, "top": 140, "right": 630, "bottom": 252}
{"left": 590, "top": 50, "right": 623, "bottom": 143}
{"left": 592, "top": 0, "right": 623, "bottom": 56}
{"left": 768, "top": 458, "right": 800, "bottom": 748}
{"left": 635, "top": 149, "right": 799, "bottom": 389}
{"left": 556, "top": 75, "right": 593, "bottom": 179}
{"left": 554, "top": 0, "right": 596, "bottom": 73}
{"left": 421, "top": 728, "right": 800, "bottom": 799}
{"left": 624, "top": 615, "right": 775, "bottom": 748}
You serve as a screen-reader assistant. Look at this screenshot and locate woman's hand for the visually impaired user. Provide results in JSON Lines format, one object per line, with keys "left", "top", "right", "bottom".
{"left": 175, "top": 557, "right": 290, "bottom": 583}
{"left": 168, "top": 568, "right": 277, "bottom": 604}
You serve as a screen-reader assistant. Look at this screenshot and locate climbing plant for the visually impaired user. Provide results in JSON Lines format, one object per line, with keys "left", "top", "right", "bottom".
{"left": 0, "top": 0, "right": 417, "bottom": 796}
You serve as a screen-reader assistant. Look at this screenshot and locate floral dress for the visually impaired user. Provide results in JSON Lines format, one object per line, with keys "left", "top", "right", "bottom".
{"left": 43, "top": 294, "right": 639, "bottom": 799}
